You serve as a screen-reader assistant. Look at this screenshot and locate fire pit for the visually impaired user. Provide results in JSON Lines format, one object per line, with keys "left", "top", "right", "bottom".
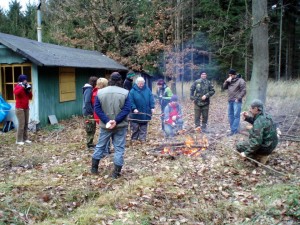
{"left": 150, "top": 134, "right": 209, "bottom": 158}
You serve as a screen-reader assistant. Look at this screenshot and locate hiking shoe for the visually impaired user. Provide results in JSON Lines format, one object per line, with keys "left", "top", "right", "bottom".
{"left": 16, "top": 142, "right": 25, "bottom": 145}
{"left": 25, "top": 140, "right": 32, "bottom": 144}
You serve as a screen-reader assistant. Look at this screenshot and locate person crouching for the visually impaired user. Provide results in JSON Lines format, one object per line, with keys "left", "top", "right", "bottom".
{"left": 163, "top": 95, "right": 184, "bottom": 138}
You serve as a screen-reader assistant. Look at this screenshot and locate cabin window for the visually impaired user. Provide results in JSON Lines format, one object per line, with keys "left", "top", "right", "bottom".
{"left": 0, "top": 64, "right": 32, "bottom": 102}
{"left": 59, "top": 67, "right": 76, "bottom": 102}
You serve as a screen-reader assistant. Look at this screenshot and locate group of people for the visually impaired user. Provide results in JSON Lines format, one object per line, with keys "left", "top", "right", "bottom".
{"left": 12, "top": 68, "right": 278, "bottom": 180}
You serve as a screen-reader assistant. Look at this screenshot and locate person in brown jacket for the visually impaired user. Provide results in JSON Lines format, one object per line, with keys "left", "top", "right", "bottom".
{"left": 223, "top": 69, "right": 246, "bottom": 135}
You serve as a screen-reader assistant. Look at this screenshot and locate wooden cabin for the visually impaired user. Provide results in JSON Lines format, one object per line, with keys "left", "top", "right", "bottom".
{"left": 0, "top": 32, "right": 128, "bottom": 127}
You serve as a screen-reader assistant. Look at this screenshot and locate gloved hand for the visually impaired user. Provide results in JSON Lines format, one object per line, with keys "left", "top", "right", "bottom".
{"left": 172, "top": 115, "right": 177, "bottom": 121}
{"left": 133, "top": 109, "right": 138, "bottom": 113}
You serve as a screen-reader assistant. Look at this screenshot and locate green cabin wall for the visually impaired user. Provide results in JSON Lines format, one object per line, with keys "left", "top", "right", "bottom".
{"left": 38, "top": 67, "right": 106, "bottom": 126}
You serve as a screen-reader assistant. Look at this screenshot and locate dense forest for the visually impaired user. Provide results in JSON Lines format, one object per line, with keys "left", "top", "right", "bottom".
{"left": 0, "top": 0, "right": 299, "bottom": 81}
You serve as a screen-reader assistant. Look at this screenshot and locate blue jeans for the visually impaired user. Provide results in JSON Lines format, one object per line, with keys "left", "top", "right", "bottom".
{"left": 164, "top": 119, "right": 183, "bottom": 137}
{"left": 228, "top": 101, "right": 242, "bottom": 134}
{"left": 93, "top": 127, "right": 127, "bottom": 166}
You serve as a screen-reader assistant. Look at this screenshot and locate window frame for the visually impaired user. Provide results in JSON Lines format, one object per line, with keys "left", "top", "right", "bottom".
{"left": 0, "top": 64, "right": 32, "bottom": 103}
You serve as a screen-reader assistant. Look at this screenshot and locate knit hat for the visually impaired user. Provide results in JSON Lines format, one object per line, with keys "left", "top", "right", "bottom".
{"left": 127, "top": 70, "right": 135, "bottom": 78}
{"left": 18, "top": 74, "right": 27, "bottom": 82}
{"left": 251, "top": 99, "right": 264, "bottom": 112}
{"left": 157, "top": 79, "right": 165, "bottom": 85}
{"left": 170, "top": 95, "right": 178, "bottom": 102}
{"left": 110, "top": 72, "right": 122, "bottom": 81}
{"left": 228, "top": 69, "right": 236, "bottom": 75}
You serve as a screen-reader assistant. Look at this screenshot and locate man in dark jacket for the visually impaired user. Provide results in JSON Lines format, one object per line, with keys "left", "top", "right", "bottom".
{"left": 237, "top": 99, "right": 278, "bottom": 164}
{"left": 91, "top": 72, "right": 131, "bottom": 178}
{"left": 190, "top": 71, "right": 215, "bottom": 131}
{"left": 82, "top": 76, "right": 98, "bottom": 149}
{"left": 223, "top": 69, "right": 246, "bottom": 135}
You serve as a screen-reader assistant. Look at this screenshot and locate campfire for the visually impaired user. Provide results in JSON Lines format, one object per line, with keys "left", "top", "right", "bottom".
{"left": 159, "top": 134, "right": 209, "bottom": 157}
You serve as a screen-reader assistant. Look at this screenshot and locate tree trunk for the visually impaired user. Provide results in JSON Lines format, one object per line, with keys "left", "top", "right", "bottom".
{"left": 245, "top": 0, "right": 269, "bottom": 107}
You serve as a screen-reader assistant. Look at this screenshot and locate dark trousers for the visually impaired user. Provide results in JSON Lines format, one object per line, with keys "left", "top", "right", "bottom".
{"left": 194, "top": 104, "right": 209, "bottom": 128}
{"left": 84, "top": 115, "right": 96, "bottom": 147}
{"left": 130, "top": 122, "right": 148, "bottom": 141}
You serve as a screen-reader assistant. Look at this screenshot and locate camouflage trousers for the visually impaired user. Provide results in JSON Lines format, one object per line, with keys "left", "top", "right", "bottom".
{"left": 130, "top": 122, "right": 148, "bottom": 141}
{"left": 84, "top": 115, "right": 96, "bottom": 147}
{"left": 194, "top": 104, "right": 209, "bottom": 129}
{"left": 236, "top": 141, "right": 270, "bottom": 164}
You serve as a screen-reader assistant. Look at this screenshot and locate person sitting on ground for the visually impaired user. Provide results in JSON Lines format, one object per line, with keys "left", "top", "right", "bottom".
{"left": 163, "top": 95, "right": 184, "bottom": 138}
{"left": 236, "top": 99, "right": 278, "bottom": 164}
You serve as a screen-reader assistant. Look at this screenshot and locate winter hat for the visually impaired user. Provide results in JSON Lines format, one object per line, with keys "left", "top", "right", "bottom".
{"left": 157, "top": 79, "right": 165, "bottom": 85}
{"left": 127, "top": 70, "right": 135, "bottom": 78}
{"left": 18, "top": 74, "right": 27, "bottom": 82}
{"left": 251, "top": 99, "right": 264, "bottom": 112}
{"left": 110, "top": 72, "right": 122, "bottom": 81}
{"left": 170, "top": 95, "right": 178, "bottom": 102}
{"left": 228, "top": 69, "right": 236, "bottom": 75}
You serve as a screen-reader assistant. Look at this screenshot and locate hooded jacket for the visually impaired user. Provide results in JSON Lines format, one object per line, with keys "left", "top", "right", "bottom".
{"left": 82, "top": 84, "right": 93, "bottom": 116}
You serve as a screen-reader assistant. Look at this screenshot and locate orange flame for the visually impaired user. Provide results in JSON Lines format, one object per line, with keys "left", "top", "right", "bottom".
{"left": 160, "top": 135, "right": 209, "bottom": 157}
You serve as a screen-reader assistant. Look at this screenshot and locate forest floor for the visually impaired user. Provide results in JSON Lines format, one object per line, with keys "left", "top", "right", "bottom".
{"left": 0, "top": 91, "right": 299, "bottom": 225}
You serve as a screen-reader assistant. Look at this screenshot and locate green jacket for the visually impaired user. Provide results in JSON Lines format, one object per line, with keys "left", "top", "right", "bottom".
{"left": 190, "top": 79, "right": 215, "bottom": 106}
{"left": 245, "top": 113, "right": 278, "bottom": 156}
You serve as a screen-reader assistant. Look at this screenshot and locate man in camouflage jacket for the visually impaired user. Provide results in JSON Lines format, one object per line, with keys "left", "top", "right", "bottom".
{"left": 237, "top": 99, "right": 278, "bottom": 164}
{"left": 190, "top": 71, "right": 215, "bottom": 131}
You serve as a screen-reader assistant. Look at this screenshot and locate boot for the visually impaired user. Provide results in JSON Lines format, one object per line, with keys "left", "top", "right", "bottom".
{"left": 112, "top": 165, "right": 122, "bottom": 179}
{"left": 91, "top": 158, "right": 100, "bottom": 174}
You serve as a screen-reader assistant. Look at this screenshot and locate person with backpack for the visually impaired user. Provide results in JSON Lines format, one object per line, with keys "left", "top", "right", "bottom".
{"left": 13, "top": 74, "right": 32, "bottom": 145}
{"left": 163, "top": 95, "right": 184, "bottom": 138}
{"left": 190, "top": 71, "right": 215, "bottom": 132}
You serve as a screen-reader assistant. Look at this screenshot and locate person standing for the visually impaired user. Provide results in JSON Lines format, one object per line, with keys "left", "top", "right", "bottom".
{"left": 237, "top": 99, "right": 278, "bottom": 164}
{"left": 190, "top": 71, "right": 215, "bottom": 131}
{"left": 13, "top": 74, "right": 32, "bottom": 145}
{"left": 129, "top": 77, "right": 155, "bottom": 142}
{"left": 156, "top": 79, "right": 173, "bottom": 130}
{"left": 91, "top": 72, "right": 131, "bottom": 178}
{"left": 123, "top": 70, "right": 135, "bottom": 91}
{"left": 223, "top": 69, "right": 246, "bottom": 135}
{"left": 82, "top": 76, "right": 98, "bottom": 149}
{"left": 92, "top": 78, "right": 108, "bottom": 124}
{"left": 164, "top": 95, "right": 184, "bottom": 138}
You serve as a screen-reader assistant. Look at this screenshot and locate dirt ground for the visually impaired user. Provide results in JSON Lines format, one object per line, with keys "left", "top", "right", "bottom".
{"left": 0, "top": 92, "right": 299, "bottom": 224}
